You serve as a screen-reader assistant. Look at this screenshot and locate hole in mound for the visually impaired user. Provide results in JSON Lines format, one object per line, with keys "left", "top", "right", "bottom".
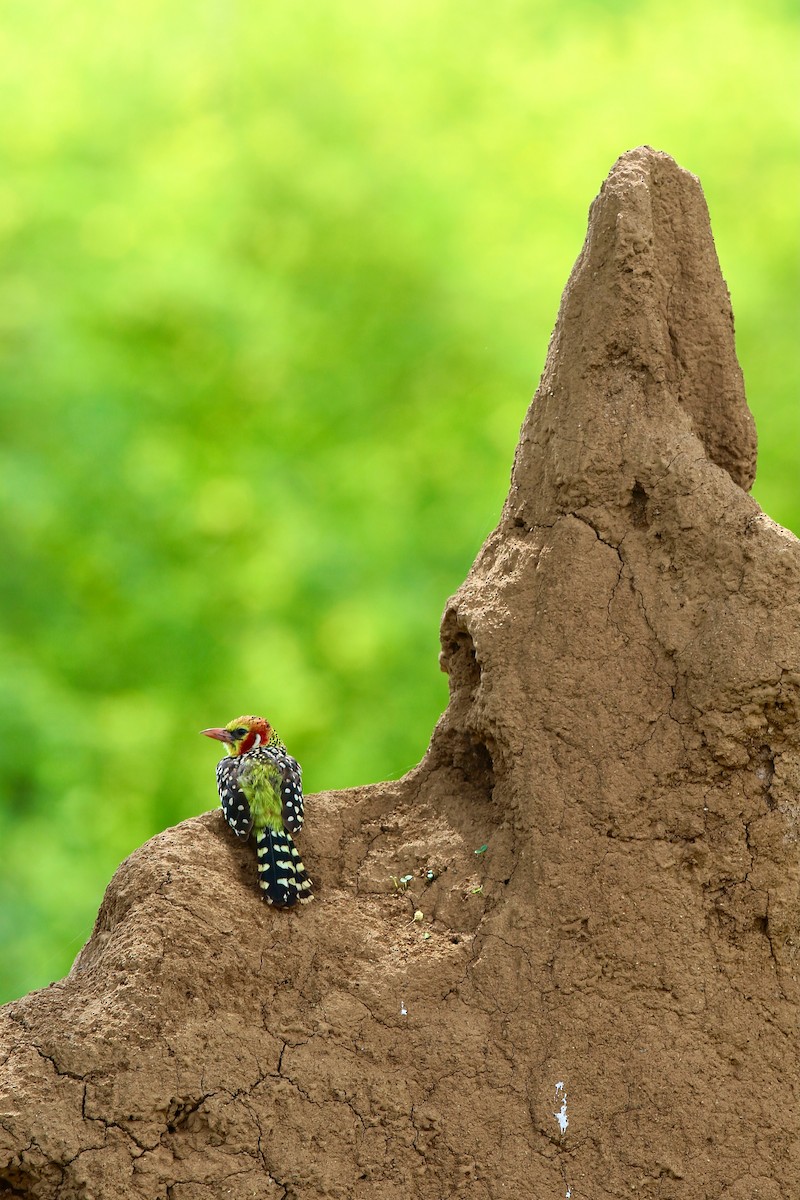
{"left": 629, "top": 481, "right": 650, "bottom": 528}
{"left": 440, "top": 607, "right": 481, "bottom": 695}
{"left": 0, "top": 1168, "right": 35, "bottom": 1197}
{"left": 431, "top": 726, "right": 500, "bottom": 851}
{"left": 449, "top": 730, "right": 495, "bottom": 796}
{"left": 165, "top": 1096, "right": 208, "bottom": 1135}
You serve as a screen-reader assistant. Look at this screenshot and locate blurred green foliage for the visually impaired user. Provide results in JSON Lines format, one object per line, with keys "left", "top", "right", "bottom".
{"left": 0, "top": 0, "right": 797, "bottom": 1003}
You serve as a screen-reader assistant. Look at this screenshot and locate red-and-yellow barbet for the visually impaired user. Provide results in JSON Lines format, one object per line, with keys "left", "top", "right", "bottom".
{"left": 201, "top": 715, "right": 313, "bottom": 907}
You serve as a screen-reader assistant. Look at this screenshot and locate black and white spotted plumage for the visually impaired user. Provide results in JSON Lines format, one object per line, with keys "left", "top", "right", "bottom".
{"left": 213, "top": 743, "right": 312, "bottom": 907}
{"left": 273, "top": 749, "right": 304, "bottom": 833}
{"left": 255, "top": 827, "right": 313, "bottom": 908}
{"left": 216, "top": 755, "right": 254, "bottom": 840}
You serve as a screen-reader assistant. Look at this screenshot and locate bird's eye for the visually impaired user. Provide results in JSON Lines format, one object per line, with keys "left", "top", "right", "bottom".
{"left": 231, "top": 727, "right": 248, "bottom": 739}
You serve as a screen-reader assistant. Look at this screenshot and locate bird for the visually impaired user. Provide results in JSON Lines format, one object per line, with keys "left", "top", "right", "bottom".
{"left": 201, "top": 715, "right": 313, "bottom": 907}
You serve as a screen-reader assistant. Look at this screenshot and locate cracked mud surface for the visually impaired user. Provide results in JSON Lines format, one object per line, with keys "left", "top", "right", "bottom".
{"left": 1, "top": 148, "right": 798, "bottom": 1198}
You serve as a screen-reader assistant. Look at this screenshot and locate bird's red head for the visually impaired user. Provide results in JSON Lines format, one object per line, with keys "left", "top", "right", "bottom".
{"left": 201, "top": 715, "right": 273, "bottom": 756}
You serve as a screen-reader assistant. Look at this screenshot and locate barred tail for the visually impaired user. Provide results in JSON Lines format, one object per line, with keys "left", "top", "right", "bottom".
{"left": 255, "top": 828, "right": 313, "bottom": 907}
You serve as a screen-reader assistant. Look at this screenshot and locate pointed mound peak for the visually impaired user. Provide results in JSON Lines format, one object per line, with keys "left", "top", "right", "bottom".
{"left": 509, "top": 146, "right": 756, "bottom": 532}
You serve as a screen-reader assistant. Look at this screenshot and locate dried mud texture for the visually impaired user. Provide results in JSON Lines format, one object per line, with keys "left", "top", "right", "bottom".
{"left": 1, "top": 147, "right": 798, "bottom": 1200}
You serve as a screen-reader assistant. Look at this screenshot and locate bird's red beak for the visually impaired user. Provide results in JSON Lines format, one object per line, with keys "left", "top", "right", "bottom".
{"left": 200, "top": 727, "right": 235, "bottom": 743}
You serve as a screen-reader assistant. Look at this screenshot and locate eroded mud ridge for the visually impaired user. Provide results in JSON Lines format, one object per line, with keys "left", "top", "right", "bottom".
{"left": 1, "top": 148, "right": 798, "bottom": 1199}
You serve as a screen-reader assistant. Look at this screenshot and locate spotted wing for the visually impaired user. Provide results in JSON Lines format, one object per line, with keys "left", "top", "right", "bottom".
{"left": 216, "top": 756, "right": 254, "bottom": 840}
{"left": 277, "top": 751, "right": 305, "bottom": 833}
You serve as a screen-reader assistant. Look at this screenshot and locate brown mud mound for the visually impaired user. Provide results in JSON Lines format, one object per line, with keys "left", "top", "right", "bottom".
{"left": 1, "top": 147, "right": 798, "bottom": 1199}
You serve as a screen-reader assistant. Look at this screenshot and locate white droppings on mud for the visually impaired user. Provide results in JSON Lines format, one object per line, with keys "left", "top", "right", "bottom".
{"left": 554, "top": 1081, "right": 568, "bottom": 1135}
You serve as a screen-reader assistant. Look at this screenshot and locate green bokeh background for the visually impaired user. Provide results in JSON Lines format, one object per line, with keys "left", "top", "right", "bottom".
{"left": 1, "top": 1, "right": 797, "bottom": 1004}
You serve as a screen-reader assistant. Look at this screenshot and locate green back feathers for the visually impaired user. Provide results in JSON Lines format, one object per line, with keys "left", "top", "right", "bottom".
{"left": 237, "top": 753, "right": 284, "bottom": 831}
